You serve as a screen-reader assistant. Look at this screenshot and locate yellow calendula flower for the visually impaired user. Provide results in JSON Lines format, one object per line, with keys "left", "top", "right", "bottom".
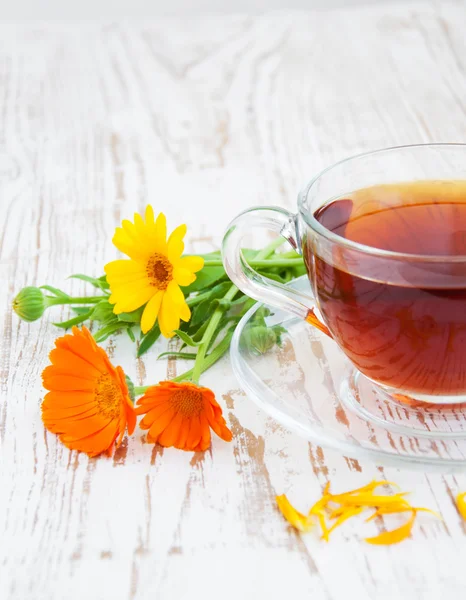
{"left": 104, "top": 206, "right": 204, "bottom": 337}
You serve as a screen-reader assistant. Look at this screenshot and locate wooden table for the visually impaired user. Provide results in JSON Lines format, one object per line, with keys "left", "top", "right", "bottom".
{"left": 2, "top": 3, "right": 466, "bottom": 598}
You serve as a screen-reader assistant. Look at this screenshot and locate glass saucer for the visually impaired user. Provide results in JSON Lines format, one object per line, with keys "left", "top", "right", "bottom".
{"left": 230, "top": 277, "right": 466, "bottom": 470}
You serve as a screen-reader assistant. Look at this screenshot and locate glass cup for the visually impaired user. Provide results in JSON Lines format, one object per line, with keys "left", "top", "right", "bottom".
{"left": 222, "top": 144, "right": 466, "bottom": 406}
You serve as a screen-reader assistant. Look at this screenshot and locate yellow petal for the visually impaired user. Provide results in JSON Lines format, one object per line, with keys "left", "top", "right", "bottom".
{"left": 121, "top": 219, "right": 139, "bottom": 241}
{"left": 145, "top": 205, "right": 155, "bottom": 225}
{"left": 315, "top": 510, "right": 330, "bottom": 541}
{"left": 111, "top": 287, "right": 155, "bottom": 313}
{"left": 366, "top": 505, "right": 441, "bottom": 522}
{"left": 158, "top": 295, "right": 181, "bottom": 338}
{"left": 327, "top": 506, "right": 364, "bottom": 538}
{"left": 104, "top": 259, "right": 146, "bottom": 277}
{"left": 330, "top": 492, "right": 410, "bottom": 508}
{"left": 179, "top": 301, "right": 191, "bottom": 322}
{"left": 112, "top": 229, "right": 151, "bottom": 261}
{"left": 457, "top": 492, "right": 466, "bottom": 520}
{"left": 330, "top": 480, "right": 399, "bottom": 499}
{"left": 176, "top": 255, "right": 204, "bottom": 273}
{"left": 173, "top": 267, "right": 197, "bottom": 287}
{"left": 165, "top": 282, "right": 190, "bottom": 323}
{"left": 154, "top": 213, "right": 168, "bottom": 254}
{"left": 141, "top": 291, "right": 164, "bottom": 334}
{"left": 167, "top": 224, "right": 187, "bottom": 263}
{"left": 365, "top": 509, "right": 416, "bottom": 545}
{"left": 166, "top": 280, "right": 185, "bottom": 306}
{"left": 276, "top": 495, "right": 313, "bottom": 532}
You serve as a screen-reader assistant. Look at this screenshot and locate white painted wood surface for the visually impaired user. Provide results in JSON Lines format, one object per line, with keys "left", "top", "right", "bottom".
{"left": 2, "top": 3, "right": 466, "bottom": 598}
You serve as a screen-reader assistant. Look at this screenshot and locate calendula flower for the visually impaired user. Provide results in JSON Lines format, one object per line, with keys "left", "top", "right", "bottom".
{"left": 41, "top": 326, "right": 136, "bottom": 457}
{"left": 135, "top": 381, "right": 232, "bottom": 451}
{"left": 104, "top": 207, "right": 204, "bottom": 337}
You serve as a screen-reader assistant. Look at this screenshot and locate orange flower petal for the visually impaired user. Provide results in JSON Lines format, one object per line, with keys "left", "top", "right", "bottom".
{"left": 138, "top": 403, "right": 173, "bottom": 430}
{"left": 43, "top": 407, "right": 99, "bottom": 433}
{"left": 185, "top": 415, "right": 202, "bottom": 450}
{"left": 147, "top": 409, "right": 176, "bottom": 443}
{"left": 327, "top": 506, "right": 364, "bottom": 538}
{"left": 205, "top": 401, "right": 232, "bottom": 442}
{"left": 42, "top": 372, "right": 97, "bottom": 392}
{"left": 42, "top": 391, "right": 95, "bottom": 409}
{"left": 175, "top": 418, "right": 190, "bottom": 450}
{"left": 42, "top": 404, "right": 98, "bottom": 422}
{"left": 365, "top": 509, "right": 416, "bottom": 545}
{"left": 56, "top": 327, "right": 110, "bottom": 373}
{"left": 157, "top": 411, "right": 184, "bottom": 447}
{"left": 276, "top": 495, "right": 313, "bottom": 532}
{"left": 197, "top": 413, "right": 212, "bottom": 451}
{"left": 48, "top": 347, "right": 103, "bottom": 378}
{"left": 61, "top": 421, "right": 120, "bottom": 458}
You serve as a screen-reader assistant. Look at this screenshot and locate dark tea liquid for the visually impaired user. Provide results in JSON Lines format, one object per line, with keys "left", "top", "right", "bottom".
{"left": 309, "top": 181, "right": 466, "bottom": 397}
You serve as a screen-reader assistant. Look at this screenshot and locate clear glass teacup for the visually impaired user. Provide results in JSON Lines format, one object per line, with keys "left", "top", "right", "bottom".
{"left": 223, "top": 144, "right": 466, "bottom": 406}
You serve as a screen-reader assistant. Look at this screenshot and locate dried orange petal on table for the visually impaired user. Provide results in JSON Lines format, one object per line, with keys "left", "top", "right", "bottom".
{"left": 276, "top": 479, "right": 440, "bottom": 545}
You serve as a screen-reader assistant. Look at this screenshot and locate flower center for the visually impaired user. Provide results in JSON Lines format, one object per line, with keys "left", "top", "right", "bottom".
{"left": 146, "top": 253, "right": 173, "bottom": 290}
{"left": 94, "top": 373, "right": 123, "bottom": 419}
{"left": 169, "top": 387, "right": 204, "bottom": 417}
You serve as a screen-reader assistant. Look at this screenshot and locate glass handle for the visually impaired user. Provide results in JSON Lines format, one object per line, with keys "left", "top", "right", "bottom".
{"left": 222, "top": 206, "right": 332, "bottom": 338}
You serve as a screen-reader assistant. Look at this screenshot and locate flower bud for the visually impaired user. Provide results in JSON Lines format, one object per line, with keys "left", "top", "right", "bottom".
{"left": 244, "top": 325, "right": 277, "bottom": 355}
{"left": 12, "top": 287, "right": 47, "bottom": 322}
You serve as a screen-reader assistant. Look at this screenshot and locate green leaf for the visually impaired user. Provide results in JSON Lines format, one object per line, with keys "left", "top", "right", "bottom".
{"left": 97, "top": 275, "right": 110, "bottom": 290}
{"left": 126, "top": 327, "right": 136, "bottom": 342}
{"left": 93, "top": 323, "right": 123, "bottom": 342}
{"left": 53, "top": 310, "right": 92, "bottom": 329}
{"left": 117, "top": 305, "right": 144, "bottom": 323}
{"left": 191, "top": 317, "right": 210, "bottom": 342}
{"left": 190, "top": 301, "right": 211, "bottom": 329}
{"left": 71, "top": 306, "right": 92, "bottom": 316}
{"left": 70, "top": 274, "right": 110, "bottom": 292}
{"left": 90, "top": 300, "right": 115, "bottom": 323}
{"left": 190, "top": 292, "right": 233, "bottom": 330}
{"left": 174, "top": 330, "right": 202, "bottom": 347}
{"left": 40, "top": 285, "right": 69, "bottom": 299}
{"left": 183, "top": 267, "right": 227, "bottom": 294}
{"left": 137, "top": 324, "right": 161, "bottom": 357}
{"left": 208, "top": 280, "right": 232, "bottom": 298}
{"left": 207, "top": 319, "right": 239, "bottom": 352}
{"left": 272, "top": 325, "right": 287, "bottom": 346}
{"left": 157, "top": 351, "right": 197, "bottom": 360}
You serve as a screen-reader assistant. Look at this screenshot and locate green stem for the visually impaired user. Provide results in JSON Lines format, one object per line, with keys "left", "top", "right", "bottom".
{"left": 186, "top": 289, "right": 213, "bottom": 307}
{"left": 46, "top": 296, "right": 105, "bottom": 307}
{"left": 133, "top": 330, "right": 235, "bottom": 396}
{"left": 134, "top": 385, "right": 148, "bottom": 395}
{"left": 190, "top": 236, "right": 285, "bottom": 384}
{"left": 202, "top": 258, "right": 303, "bottom": 268}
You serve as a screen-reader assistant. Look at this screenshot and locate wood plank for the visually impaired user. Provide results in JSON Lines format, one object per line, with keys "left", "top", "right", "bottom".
{"left": 2, "top": 3, "right": 466, "bottom": 599}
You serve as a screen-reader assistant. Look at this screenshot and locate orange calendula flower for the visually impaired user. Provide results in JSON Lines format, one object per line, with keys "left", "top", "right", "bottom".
{"left": 135, "top": 381, "right": 233, "bottom": 451}
{"left": 41, "top": 326, "right": 136, "bottom": 457}
{"left": 104, "top": 206, "right": 204, "bottom": 337}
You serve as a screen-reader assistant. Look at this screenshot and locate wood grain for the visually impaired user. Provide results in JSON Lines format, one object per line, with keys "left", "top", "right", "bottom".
{"left": 2, "top": 3, "right": 466, "bottom": 599}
